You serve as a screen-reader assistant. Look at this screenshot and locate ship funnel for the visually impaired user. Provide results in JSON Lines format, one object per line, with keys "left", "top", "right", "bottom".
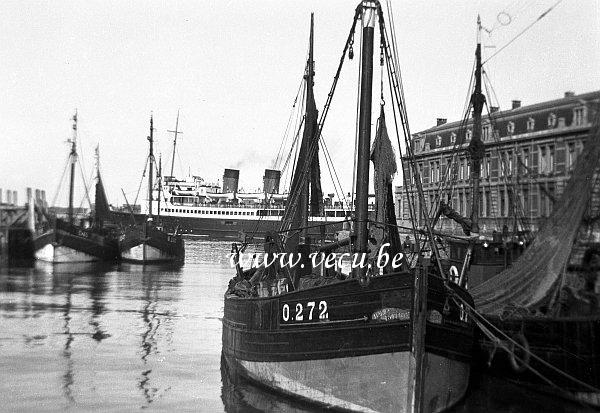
{"left": 263, "top": 169, "right": 281, "bottom": 194}
{"left": 222, "top": 169, "right": 239, "bottom": 194}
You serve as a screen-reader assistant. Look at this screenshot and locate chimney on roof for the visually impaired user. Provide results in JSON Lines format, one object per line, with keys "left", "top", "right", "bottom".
{"left": 490, "top": 106, "right": 499, "bottom": 113}
{"left": 511, "top": 100, "right": 521, "bottom": 110}
{"left": 436, "top": 118, "right": 447, "bottom": 126}
{"left": 564, "top": 91, "right": 575, "bottom": 98}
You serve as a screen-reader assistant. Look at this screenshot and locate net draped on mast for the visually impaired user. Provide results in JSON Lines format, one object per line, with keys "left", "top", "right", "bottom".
{"left": 472, "top": 105, "right": 600, "bottom": 315}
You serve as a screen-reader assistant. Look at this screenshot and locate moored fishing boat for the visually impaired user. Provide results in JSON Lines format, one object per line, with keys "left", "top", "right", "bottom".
{"left": 222, "top": 3, "right": 474, "bottom": 412}
{"left": 118, "top": 115, "right": 184, "bottom": 264}
{"left": 33, "top": 112, "right": 119, "bottom": 263}
{"left": 469, "top": 103, "right": 600, "bottom": 406}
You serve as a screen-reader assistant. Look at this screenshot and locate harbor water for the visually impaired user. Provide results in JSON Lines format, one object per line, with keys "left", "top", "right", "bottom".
{"left": 0, "top": 240, "right": 593, "bottom": 412}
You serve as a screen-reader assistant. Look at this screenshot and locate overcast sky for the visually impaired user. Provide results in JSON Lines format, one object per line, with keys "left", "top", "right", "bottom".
{"left": 1, "top": 0, "right": 598, "bottom": 208}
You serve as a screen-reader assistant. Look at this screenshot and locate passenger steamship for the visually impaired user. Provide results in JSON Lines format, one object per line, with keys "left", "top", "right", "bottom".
{"left": 112, "top": 168, "right": 366, "bottom": 240}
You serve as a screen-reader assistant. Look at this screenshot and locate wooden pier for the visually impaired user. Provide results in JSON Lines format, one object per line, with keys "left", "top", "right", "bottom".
{"left": 0, "top": 188, "right": 47, "bottom": 259}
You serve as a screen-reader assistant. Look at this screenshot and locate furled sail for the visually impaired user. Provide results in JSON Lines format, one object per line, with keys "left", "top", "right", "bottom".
{"left": 94, "top": 173, "right": 111, "bottom": 228}
{"left": 284, "top": 14, "right": 322, "bottom": 252}
{"left": 471, "top": 106, "right": 600, "bottom": 315}
{"left": 370, "top": 106, "right": 401, "bottom": 255}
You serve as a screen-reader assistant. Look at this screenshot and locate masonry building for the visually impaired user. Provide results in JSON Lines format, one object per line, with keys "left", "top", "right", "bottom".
{"left": 395, "top": 90, "right": 600, "bottom": 235}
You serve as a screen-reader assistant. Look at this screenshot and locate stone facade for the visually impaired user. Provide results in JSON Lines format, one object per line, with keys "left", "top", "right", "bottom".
{"left": 396, "top": 90, "right": 600, "bottom": 235}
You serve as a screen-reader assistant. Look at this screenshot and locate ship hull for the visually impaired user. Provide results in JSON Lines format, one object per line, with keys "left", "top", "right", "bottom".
{"left": 110, "top": 210, "right": 346, "bottom": 240}
{"left": 119, "top": 225, "right": 184, "bottom": 264}
{"left": 224, "top": 350, "right": 469, "bottom": 413}
{"left": 222, "top": 272, "right": 474, "bottom": 412}
{"left": 476, "top": 315, "right": 600, "bottom": 407}
{"left": 33, "top": 222, "right": 119, "bottom": 263}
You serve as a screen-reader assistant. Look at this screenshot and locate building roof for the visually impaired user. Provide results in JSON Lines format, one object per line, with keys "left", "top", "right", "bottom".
{"left": 410, "top": 90, "right": 600, "bottom": 156}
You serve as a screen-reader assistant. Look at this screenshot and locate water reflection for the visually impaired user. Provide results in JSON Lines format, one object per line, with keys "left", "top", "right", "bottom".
{"left": 130, "top": 264, "right": 182, "bottom": 408}
{"left": 0, "top": 240, "right": 592, "bottom": 411}
{"left": 220, "top": 353, "right": 316, "bottom": 413}
{"left": 62, "top": 272, "right": 75, "bottom": 404}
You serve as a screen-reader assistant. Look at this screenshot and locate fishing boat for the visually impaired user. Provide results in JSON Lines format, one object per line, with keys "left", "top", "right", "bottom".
{"left": 401, "top": 18, "right": 530, "bottom": 288}
{"left": 33, "top": 112, "right": 119, "bottom": 263}
{"left": 222, "top": 3, "right": 474, "bottom": 412}
{"left": 118, "top": 115, "right": 184, "bottom": 264}
{"left": 470, "top": 104, "right": 600, "bottom": 407}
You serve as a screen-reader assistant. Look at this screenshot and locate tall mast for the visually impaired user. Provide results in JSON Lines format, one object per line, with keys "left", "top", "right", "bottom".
{"left": 286, "top": 13, "right": 318, "bottom": 253}
{"left": 148, "top": 114, "right": 154, "bottom": 218}
{"left": 300, "top": 12, "right": 316, "bottom": 238}
{"left": 469, "top": 16, "right": 485, "bottom": 234}
{"left": 167, "top": 110, "right": 182, "bottom": 177}
{"left": 352, "top": 2, "right": 376, "bottom": 278}
{"left": 157, "top": 154, "right": 162, "bottom": 219}
{"left": 68, "top": 110, "right": 78, "bottom": 225}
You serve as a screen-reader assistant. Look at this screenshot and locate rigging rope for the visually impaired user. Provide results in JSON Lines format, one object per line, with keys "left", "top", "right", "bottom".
{"left": 51, "top": 154, "right": 73, "bottom": 208}
{"left": 483, "top": 0, "right": 565, "bottom": 64}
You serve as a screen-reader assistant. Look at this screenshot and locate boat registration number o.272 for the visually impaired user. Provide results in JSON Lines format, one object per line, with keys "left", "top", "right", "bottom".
{"left": 281, "top": 301, "right": 328, "bottom": 323}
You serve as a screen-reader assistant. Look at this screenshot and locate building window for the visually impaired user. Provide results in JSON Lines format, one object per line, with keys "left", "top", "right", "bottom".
{"left": 573, "top": 107, "right": 586, "bottom": 126}
{"left": 539, "top": 146, "right": 546, "bottom": 173}
{"left": 547, "top": 113, "right": 557, "bottom": 128}
{"left": 466, "top": 129, "right": 472, "bottom": 141}
{"left": 527, "top": 117, "right": 535, "bottom": 132}
{"left": 413, "top": 139, "right": 421, "bottom": 153}
{"left": 522, "top": 148, "right": 530, "bottom": 168}
{"left": 450, "top": 132, "right": 456, "bottom": 144}
{"left": 482, "top": 124, "right": 491, "bottom": 141}
{"left": 567, "top": 142, "right": 576, "bottom": 170}
{"left": 430, "top": 162, "right": 435, "bottom": 182}
{"left": 507, "top": 121, "right": 515, "bottom": 135}
{"left": 436, "top": 135, "right": 442, "bottom": 147}
{"left": 539, "top": 145, "right": 554, "bottom": 174}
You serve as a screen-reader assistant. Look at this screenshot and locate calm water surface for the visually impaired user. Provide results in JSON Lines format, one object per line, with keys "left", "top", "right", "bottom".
{"left": 0, "top": 240, "right": 593, "bottom": 412}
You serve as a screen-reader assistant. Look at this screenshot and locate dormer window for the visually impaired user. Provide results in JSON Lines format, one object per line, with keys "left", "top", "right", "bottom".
{"left": 413, "top": 139, "right": 421, "bottom": 153}
{"left": 507, "top": 121, "right": 515, "bottom": 135}
{"left": 547, "top": 113, "right": 557, "bottom": 128}
{"left": 482, "top": 124, "right": 491, "bottom": 141}
{"left": 450, "top": 132, "right": 456, "bottom": 144}
{"left": 436, "top": 135, "right": 442, "bottom": 147}
{"left": 527, "top": 117, "right": 535, "bottom": 132}
{"left": 573, "top": 106, "right": 587, "bottom": 126}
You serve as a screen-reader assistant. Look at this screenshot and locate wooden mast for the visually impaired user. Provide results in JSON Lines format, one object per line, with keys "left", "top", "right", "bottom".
{"left": 352, "top": 2, "right": 376, "bottom": 278}
{"left": 167, "top": 110, "right": 182, "bottom": 177}
{"left": 469, "top": 16, "right": 485, "bottom": 234}
{"left": 286, "top": 13, "right": 317, "bottom": 261}
{"left": 68, "top": 111, "right": 78, "bottom": 225}
{"left": 147, "top": 114, "right": 154, "bottom": 219}
{"left": 157, "top": 155, "right": 162, "bottom": 220}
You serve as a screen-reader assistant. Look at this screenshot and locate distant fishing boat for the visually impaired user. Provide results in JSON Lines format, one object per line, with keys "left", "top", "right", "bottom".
{"left": 222, "top": 3, "right": 474, "bottom": 412}
{"left": 118, "top": 115, "right": 184, "bottom": 264}
{"left": 33, "top": 112, "right": 119, "bottom": 263}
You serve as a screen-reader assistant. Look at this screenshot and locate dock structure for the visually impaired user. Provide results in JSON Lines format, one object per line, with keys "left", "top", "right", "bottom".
{"left": 0, "top": 188, "right": 47, "bottom": 259}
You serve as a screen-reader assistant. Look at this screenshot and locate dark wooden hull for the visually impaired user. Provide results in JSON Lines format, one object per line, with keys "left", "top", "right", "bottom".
{"left": 475, "top": 315, "right": 600, "bottom": 407}
{"left": 222, "top": 272, "right": 474, "bottom": 412}
{"left": 33, "top": 221, "right": 119, "bottom": 263}
{"left": 119, "top": 225, "right": 184, "bottom": 264}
